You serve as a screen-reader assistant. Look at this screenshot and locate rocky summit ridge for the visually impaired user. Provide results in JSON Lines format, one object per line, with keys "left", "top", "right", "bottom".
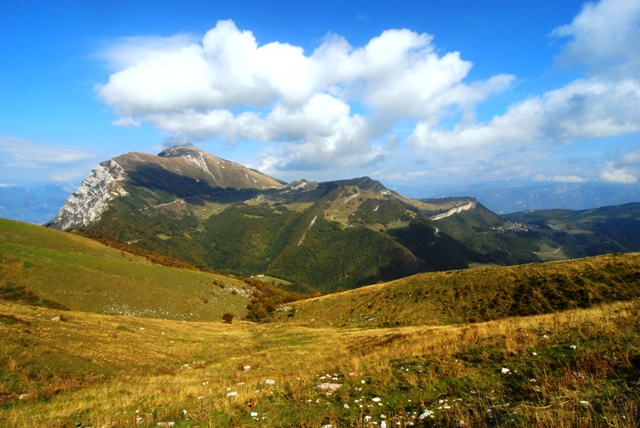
{"left": 46, "top": 159, "right": 128, "bottom": 230}
{"left": 47, "top": 146, "right": 285, "bottom": 230}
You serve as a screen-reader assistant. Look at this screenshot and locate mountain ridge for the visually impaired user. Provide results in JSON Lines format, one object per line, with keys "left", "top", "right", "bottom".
{"left": 45, "top": 146, "right": 640, "bottom": 294}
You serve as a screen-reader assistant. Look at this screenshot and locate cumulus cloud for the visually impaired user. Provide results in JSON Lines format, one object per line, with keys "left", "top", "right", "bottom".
{"left": 407, "top": 0, "right": 640, "bottom": 192}
{"left": 409, "top": 78, "right": 640, "bottom": 151}
{"left": 601, "top": 164, "right": 638, "bottom": 183}
{"left": 0, "top": 136, "right": 99, "bottom": 185}
{"left": 552, "top": 0, "right": 640, "bottom": 78}
{"left": 97, "top": 2, "right": 640, "bottom": 184}
{"left": 98, "top": 20, "right": 512, "bottom": 171}
{"left": 599, "top": 148, "right": 640, "bottom": 184}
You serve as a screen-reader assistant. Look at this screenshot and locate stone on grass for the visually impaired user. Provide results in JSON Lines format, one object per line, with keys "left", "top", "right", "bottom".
{"left": 315, "top": 383, "right": 342, "bottom": 392}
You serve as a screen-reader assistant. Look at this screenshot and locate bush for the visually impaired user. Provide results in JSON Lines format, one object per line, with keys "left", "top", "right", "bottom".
{"left": 222, "top": 312, "right": 234, "bottom": 324}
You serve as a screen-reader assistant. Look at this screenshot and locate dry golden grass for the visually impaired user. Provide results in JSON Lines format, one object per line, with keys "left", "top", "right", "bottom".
{"left": 278, "top": 252, "right": 640, "bottom": 328}
{"left": 1, "top": 298, "right": 639, "bottom": 427}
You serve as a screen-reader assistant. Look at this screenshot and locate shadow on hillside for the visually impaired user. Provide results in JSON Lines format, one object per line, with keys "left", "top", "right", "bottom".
{"left": 127, "top": 163, "right": 282, "bottom": 205}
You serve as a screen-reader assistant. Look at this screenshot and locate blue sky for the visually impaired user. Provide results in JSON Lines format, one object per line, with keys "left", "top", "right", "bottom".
{"left": 1, "top": 0, "right": 639, "bottom": 194}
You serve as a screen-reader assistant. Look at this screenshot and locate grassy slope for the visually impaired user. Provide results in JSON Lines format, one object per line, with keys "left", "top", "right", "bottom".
{"left": 0, "top": 218, "right": 250, "bottom": 321}
{"left": 505, "top": 203, "right": 640, "bottom": 260}
{"left": 276, "top": 252, "right": 640, "bottom": 328}
{"left": 1, "top": 299, "right": 639, "bottom": 427}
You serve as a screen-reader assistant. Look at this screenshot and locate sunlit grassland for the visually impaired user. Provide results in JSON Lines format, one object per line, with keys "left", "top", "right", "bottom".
{"left": 250, "top": 275, "right": 292, "bottom": 287}
{"left": 278, "top": 252, "right": 640, "bottom": 328}
{"left": 2, "top": 300, "right": 638, "bottom": 427}
{"left": 0, "top": 219, "right": 250, "bottom": 321}
{"left": 534, "top": 243, "right": 572, "bottom": 261}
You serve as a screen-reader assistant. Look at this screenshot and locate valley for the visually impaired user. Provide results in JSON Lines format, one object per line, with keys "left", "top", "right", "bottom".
{"left": 1, "top": 295, "right": 639, "bottom": 427}
{"left": 1, "top": 146, "right": 639, "bottom": 426}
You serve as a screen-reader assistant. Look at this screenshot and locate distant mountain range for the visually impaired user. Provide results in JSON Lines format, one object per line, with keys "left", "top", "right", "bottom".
{"left": 0, "top": 184, "right": 70, "bottom": 224}
{"left": 41, "top": 146, "right": 640, "bottom": 295}
{"left": 396, "top": 181, "right": 640, "bottom": 214}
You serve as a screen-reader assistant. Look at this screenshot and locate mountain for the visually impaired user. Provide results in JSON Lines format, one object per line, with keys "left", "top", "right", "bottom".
{"left": 398, "top": 181, "right": 640, "bottom": 214}
{"left": 504, "top": 202, "right": 640, "bottom": 260}
{"left": 47, "top": 146, "right": 285, "bottom": 230}
{"left": 0, "top": 184, "right": 70, "bottom": 224}
{"left": 46, "top": 146, "right": 640, "bottom": 294}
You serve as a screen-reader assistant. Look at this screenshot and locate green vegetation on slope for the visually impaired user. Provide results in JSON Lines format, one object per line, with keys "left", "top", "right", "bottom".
{"left": 0, "top": 218, "right": 250, "bottom": 321}
{"left": 435, "top": 203, "right": 541, "bottom": 265}
{"left": 350, "top": 198, "right": 414, "bottom": 225}
{"left": 277, "top": 252, "right": 640, "bottom": 328}
{"left": 505, "top": 202, "right": 640, "bottom": 260}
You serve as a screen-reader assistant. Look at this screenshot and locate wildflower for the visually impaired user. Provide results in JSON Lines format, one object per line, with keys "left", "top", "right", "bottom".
{"left": 372, "top": 397, "right": 382, "bottom": 402}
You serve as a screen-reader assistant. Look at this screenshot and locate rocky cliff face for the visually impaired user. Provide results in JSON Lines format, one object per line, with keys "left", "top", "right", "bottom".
{"left": 46, "top": 146, "right": 288, "bottom": 230}
{"left": 47, "top": 160, "right": 128, "bottom": 230}
{"left": 430, "top": 200, "right": 477, "bottom": 221}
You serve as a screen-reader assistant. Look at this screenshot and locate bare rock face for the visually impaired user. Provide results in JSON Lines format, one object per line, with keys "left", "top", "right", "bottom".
{"left": 47, "top": 160, "right": 128, "bottom": 230}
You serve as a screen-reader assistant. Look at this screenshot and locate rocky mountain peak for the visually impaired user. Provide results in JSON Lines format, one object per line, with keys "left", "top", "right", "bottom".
{"left": 157, "top": 145, "right": 210, "bottom": 159}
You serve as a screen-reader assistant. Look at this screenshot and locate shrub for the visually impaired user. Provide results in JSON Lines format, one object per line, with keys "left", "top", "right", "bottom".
{"left": 222, "top": 312, "right": 234, "bottom": 324}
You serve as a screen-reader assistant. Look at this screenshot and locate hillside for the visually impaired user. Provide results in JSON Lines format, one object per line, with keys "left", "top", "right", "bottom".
{"left": 505, "top": 202, "right": 640, "bottom": 260}
{"left": 46, "top": 147, "right": 551, "bottom": 294}
{"left": 0, "top": 218, "right": 251, "bottom": 321}
{"left": 2, "top": 218, "right": 640, "bottom": 426}
{"left": 274, "top": 252, "right": 640, "bottom": 327}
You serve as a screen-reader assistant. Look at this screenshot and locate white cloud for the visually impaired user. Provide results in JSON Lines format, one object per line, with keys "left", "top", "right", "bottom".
{"left": 98, "top": 20, "right": 512, "bottom": 171}
{"left": 408, "top": 0, "right": 640, "bottom": 187}
{"left": 601, "top": 163, "right": 638, "bottom": 183}
{"left": 619, "top": 149, "right": 640, "bottom": 166}
{"left": 599, "top": 148, "right": 640, "bottom": 184}
{"left": 552, "top": 0, "right": 640, "bottom": 78}
{"left": 0, "top": 137, "right": 96, "bottom": 166}
{"left": 534, "top": 174, "right": 586, "bottom": 183}
{"left": 97, "top": 2, "right": 640, "bottom": 185}
{"left": 112, "top": 117, "right": 140, "bottom": 127}
{"left": 0, "top": 136, "right": 99, "bottom": 185}
{"left": 408, "top": 77, "right": 640, "bottom": 151}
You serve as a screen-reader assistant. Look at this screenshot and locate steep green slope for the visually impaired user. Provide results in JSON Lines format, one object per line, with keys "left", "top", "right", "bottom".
{"left": 80, "top": 189, "right": 552, "bottom": 294}
{"left": 434, "top": 202, "right": 541, "bottom": 265}
{"left": 275, "top": 252, "right": 640, "bottom": 327}
{"left": 0, "top": 218, "right": 250, "bottom": 320}
{"left": 505, "top": 202, "right": 640, "bottom": 260}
